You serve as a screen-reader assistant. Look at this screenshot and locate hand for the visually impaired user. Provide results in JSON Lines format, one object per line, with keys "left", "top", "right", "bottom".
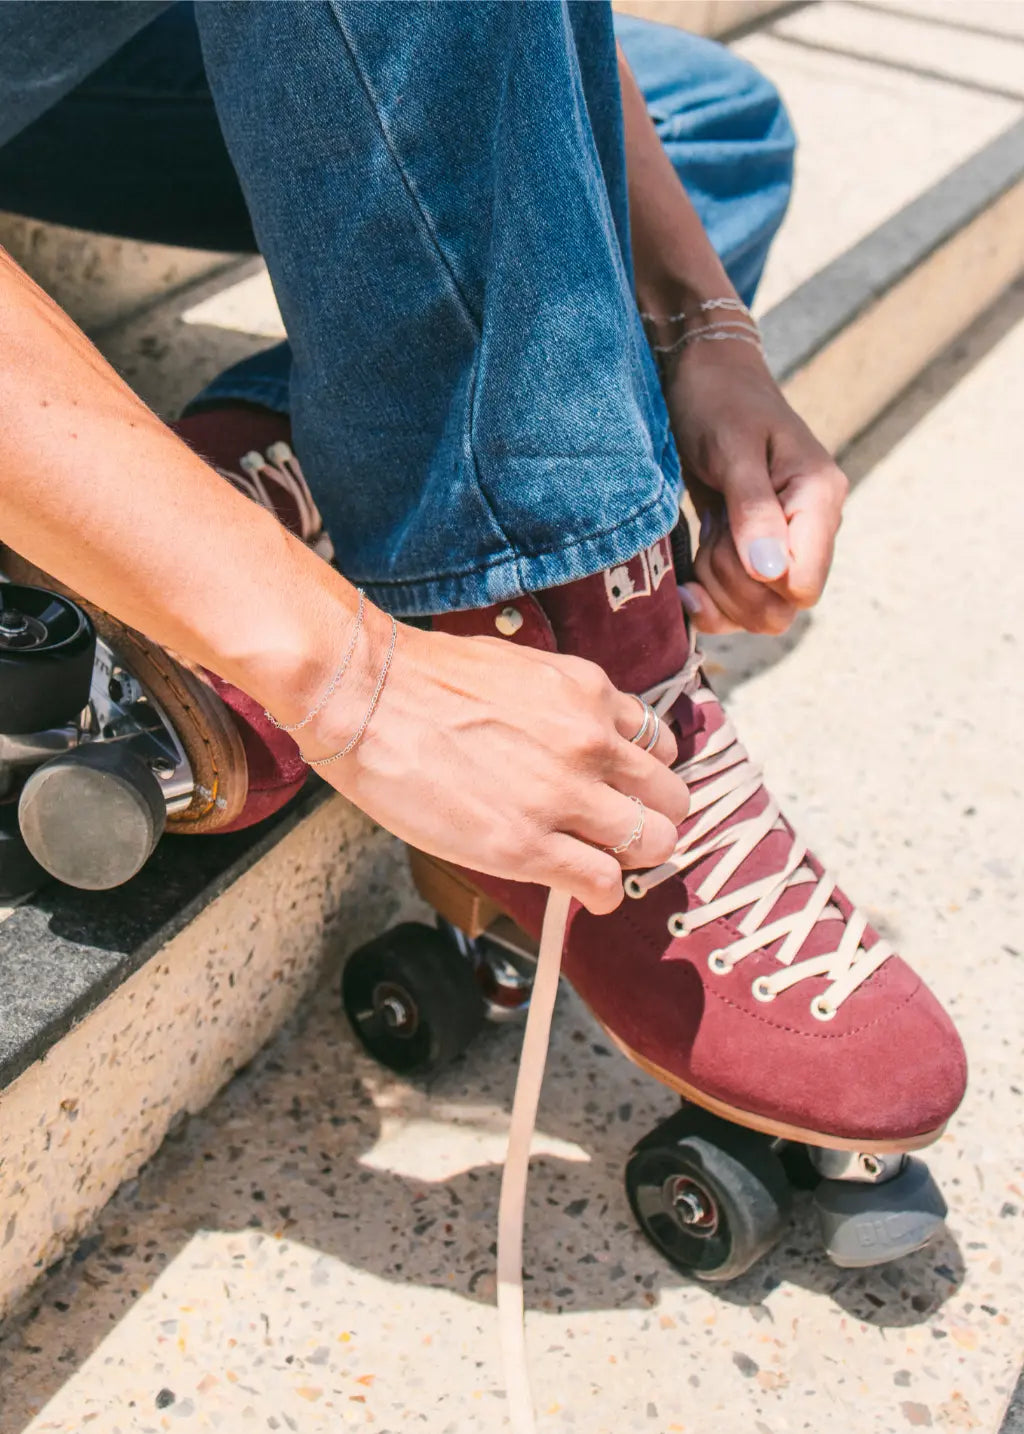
{"left": 665, "top": 340, "right": 849, "bottom": 635}
{"left": 302, "top": 615, "right": 691, "bottom": 916}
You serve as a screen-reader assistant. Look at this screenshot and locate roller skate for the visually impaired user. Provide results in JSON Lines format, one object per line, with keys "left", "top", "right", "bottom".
{"left": 0, "top": 408, "right": 325, "bottom": 897}
{"left": 342, "top": 529, "right": 966, "bottom": 1282}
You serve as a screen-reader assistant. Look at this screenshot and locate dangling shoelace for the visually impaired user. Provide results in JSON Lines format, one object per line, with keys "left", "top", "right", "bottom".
{"left": 496, "top": 647, "right": 893, "bottom": 1431}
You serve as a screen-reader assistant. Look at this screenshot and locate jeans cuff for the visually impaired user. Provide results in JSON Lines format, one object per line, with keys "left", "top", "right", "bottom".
{"left": 357, "top": 476, "right": 684, "bottom": 617}
{"left": 183, "top": 372, "right": 292, "bottom": 418}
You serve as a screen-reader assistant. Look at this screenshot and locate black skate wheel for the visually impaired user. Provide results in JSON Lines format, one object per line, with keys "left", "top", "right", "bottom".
{"left": 0, "top": 585, "right": 95, "bottom": 734}
{"left": 341, "top": 922, "right": 485, "bottom": 1076}
{"left": 19, "top": 744, "right": 167, "bottom": 890}
{"left": 0, "top": 802, "right": 48, "bottom": 901}
{"left": 814, "top": 1157, "right": 947, "bottom": 1268}
{"left": 626, "top": 1106, "right": 792, "bottom": 1282}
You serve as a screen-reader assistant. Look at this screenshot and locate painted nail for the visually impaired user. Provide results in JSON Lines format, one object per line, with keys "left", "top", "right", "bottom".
{"left": 748, "top": 536, "right": 788, "bottom": 579}
{"left": 678, "top": 585, "right": 702, "bottom": 616}
{"left": 699, "top": 510, "right": 714, "bottom": 544}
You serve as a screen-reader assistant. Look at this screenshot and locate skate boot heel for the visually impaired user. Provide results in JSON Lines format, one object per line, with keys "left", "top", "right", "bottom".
{"left": 408, "top": 848, "right": 503, "bottom": 938}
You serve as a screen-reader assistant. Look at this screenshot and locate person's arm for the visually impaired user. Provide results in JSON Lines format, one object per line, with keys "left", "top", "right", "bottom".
{"left": 617, "top": 48, "right": 848, "bottom": 637}
{"left": 0, "top": 248, "right": 689, "bottom": 909}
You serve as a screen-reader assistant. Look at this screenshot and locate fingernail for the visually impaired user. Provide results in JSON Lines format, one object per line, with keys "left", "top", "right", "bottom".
{"left": 699, "top": 510, "right": 714, "bottom": 544}
{"left": 748, "top": 537, "right": 788, "bottom": 579}
{"left": 678, "top": 585, "right": 702, "bottom": 615}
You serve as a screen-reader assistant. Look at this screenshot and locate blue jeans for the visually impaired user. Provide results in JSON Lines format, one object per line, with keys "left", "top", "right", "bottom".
{"left": 0, "top": 3, "right": 794, "bottom": 616}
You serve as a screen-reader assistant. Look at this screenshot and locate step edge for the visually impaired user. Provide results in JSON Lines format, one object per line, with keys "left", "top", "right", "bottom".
{"left": 763, "top": 116, "right": 1024, "bottom": 380}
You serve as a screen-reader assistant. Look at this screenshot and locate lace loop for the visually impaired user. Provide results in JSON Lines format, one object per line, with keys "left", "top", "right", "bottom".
{"left": 647, "top": 648, "right": 892, "bottom": 1012}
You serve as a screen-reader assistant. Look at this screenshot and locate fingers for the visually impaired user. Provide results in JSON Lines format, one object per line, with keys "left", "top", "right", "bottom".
{"left": 565, "top": 784, "right": 678, "bottom": 873}
{"left": 778, "top": 462, "right": 848, "bottom": 608}
{"left": 536, "top": 834, "right": 626, "bottom": 916}
{"left": 713, "top": 451, "right": 791, "bottom": 587}
{"left": 678, "top": 581, "right": 741, "bottom": 636}
{"left": 610, "top": 736, "right": 690, "bottom": 827}
{"left": 613, "top": 690, "right": 678, "bottom": 767}
{"left": 693, "top": 521, "right": 797, "bottom": 635}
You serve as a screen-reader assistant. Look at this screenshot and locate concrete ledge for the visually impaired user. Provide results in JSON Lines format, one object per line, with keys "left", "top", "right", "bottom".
{"left": 0, "top": 213, "right": 236, "bottom": 337}
{"left": 767, "top": 117, "right": 1024, "bottom": 452}
{"left": 0, "top": 792, "right": 405, "bottom": 1325}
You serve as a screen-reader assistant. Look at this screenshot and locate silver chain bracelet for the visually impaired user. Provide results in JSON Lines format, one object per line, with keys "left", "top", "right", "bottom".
{"left": 264, "top": 588, "right": 365, "bottom": 733}
{"left": 640, "top": 296, "right": 754, "bottom": 326}
{"left": 305, "top": 614, "right": 399, "bottom": 768}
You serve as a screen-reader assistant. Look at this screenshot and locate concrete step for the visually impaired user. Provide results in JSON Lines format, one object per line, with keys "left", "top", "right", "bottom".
{"left": 1, "top": 0, "right": 1023, "bottom": 1398}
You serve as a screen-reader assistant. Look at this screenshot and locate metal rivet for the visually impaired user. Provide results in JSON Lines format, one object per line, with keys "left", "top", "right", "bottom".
{"left": 495, "top": 605, "right": 524, "bottom": 637}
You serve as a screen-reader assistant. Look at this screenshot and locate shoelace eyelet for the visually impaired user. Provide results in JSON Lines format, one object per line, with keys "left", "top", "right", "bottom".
{"left": 707, "top": 949, "right": 732, "bottom": 976}
{"left": 667, "top": 913, "right": 688, "bottom": 938}
{"left": 624, "top": 876, "right": 646, "bottom": 900}
{"left": 751, "top": 977, "right": 775, "bottom": 1003}
{"left": 810, "top": 995, "right": 837, "bottom": 1022}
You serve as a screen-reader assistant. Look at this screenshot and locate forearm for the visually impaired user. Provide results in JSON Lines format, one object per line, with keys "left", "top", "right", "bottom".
{"left": 0, "top": 247, "right": 358, "bottom": 726}
{"left": 617, "top": 46, "right": 738, "bottom": 317}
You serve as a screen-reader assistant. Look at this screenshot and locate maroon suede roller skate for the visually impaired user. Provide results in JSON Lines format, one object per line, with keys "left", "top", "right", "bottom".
{"left": 0, "top": 406, "right": 325, "bottom": 895}
{"left": 344, "top": 533, "right": 966, "bottom": 1281}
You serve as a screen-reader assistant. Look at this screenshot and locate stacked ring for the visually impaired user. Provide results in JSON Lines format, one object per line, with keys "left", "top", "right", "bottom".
{"left": 629, "top": 695, "right": 661, "bottom": 752}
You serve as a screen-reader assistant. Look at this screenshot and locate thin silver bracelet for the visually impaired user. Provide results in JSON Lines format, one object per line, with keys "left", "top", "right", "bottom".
{"left": 264, "top": 588, "right": 365, "bottom": 733}
{"left": 640, "top": 296, "right": 754, "bottom": 326}
{"left": 652, "top": 320, "right": 764, "bottom": 359}
{"left": 306, "top": 614, "right": 398, "bottom": 768}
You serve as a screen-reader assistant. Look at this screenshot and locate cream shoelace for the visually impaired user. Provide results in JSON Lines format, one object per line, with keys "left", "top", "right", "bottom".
{"left": 229, "top": 441, "right": 336, "bottom": 561}
{"left": 497, "top": 649, "right": 893, "bottom": 1431}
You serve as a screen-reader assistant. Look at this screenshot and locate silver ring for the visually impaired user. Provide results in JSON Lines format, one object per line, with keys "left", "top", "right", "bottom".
{"left": 642, "top": 708, "right": 661, "bottom": 752}
{"left": 628, "top": 696, "right": 654, "bottom": 746}
{"left": 606, "top": 795, "right": 645, "bottom": 855}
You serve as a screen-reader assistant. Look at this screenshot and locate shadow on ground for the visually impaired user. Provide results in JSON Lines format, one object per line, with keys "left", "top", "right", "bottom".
{"left": 0, "top": 967, "right": 967, "bottom": 1424}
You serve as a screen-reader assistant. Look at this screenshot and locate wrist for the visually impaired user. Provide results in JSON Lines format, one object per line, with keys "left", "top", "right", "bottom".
{"left": 209, "top": 521, "right": 371, "bottom": 731}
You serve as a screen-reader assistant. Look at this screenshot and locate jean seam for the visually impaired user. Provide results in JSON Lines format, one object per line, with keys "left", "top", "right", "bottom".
{"left": 327, "top": 6, "right": 480, "bottom": 336}
{"left": 324, "top": 8, "right": 519, "bottom": 564}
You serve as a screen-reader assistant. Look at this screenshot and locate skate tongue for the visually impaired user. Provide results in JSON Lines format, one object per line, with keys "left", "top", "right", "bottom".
{"left": 538, "top": 536, "right": 690, "bottom": 694}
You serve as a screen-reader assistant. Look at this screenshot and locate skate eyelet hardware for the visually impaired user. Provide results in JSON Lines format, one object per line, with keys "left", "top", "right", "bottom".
{"left": 495, "top": 605, "right": 524, "bottom": 637}
{"left": 667, "top": 912, "right": 688, "bottom": 938}
{"left": 624, "top": 876, "right": 646, "bottom": 900}
{"left": 707, "top": 949, "right": 733, "bottom": 976}
{"left": 751, "top": 977, "right": 775, "bottom": 1003}
{"left": 810, "top": 995, "right": 837, "bottom": 1022}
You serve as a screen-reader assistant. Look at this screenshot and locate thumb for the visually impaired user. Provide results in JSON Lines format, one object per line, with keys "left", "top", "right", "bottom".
{"left": 720, "top": 456, "right": 790, "bottom": 584}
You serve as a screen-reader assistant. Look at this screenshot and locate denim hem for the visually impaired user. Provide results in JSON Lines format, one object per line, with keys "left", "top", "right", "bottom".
{"left": 358, "top": 477, "right": 683, "bottom": 617}
{"left": 184, "top": 372, "right": 292, "bottom": 417}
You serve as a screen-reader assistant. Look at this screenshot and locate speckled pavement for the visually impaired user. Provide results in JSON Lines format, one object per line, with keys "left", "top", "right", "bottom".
{"left": 0, "top": 279, "right": 1021, "bottom": 1433}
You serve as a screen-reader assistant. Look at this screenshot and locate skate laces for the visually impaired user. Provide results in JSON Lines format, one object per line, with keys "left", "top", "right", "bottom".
{"left": 223, "top": 441, "right": 336, "bottom": 562}
{"left": 497, "top": 650, "right": 896, "bottom": 1432}
{"left": 628, "top": 650, "right": 893, "bottom": 1015}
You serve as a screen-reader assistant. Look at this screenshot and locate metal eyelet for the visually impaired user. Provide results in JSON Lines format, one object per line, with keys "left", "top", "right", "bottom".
{"left": 495, "top": 605, "right": 524, "bottom": 636}
{"left": 810, "top": 995, "right": 837, "bottom": 1022}
{"left": 751, "top": 977, "right": 775, "bottom": 1003}
{"left": 707, "top": 949, "right": 732, "bottom": 976}
{"left": 625, "top": 876, "right": 646, "bottom": 900}
{"left": 667, "top": 913, "right": 687, "bottom": 938}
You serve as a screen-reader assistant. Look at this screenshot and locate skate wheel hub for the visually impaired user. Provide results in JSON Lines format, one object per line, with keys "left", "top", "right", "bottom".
{"left": 669, "top": 1176, "right": 718, "bottom": 1234}
{"left": 374, "top": 983, "right": 418, "bottom": 1036}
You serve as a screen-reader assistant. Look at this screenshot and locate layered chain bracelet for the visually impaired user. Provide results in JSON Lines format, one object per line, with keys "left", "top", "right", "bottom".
{"left": 640, "top": 296, "right": 765, "bottom": 364}
{"left": 263, "top": 588, "right": 398, "bottom": 766}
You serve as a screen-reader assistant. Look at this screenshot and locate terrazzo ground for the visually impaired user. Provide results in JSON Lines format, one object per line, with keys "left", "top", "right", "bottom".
{"left": 0, "top": 282, "right": 1020, "bottom": 1434}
